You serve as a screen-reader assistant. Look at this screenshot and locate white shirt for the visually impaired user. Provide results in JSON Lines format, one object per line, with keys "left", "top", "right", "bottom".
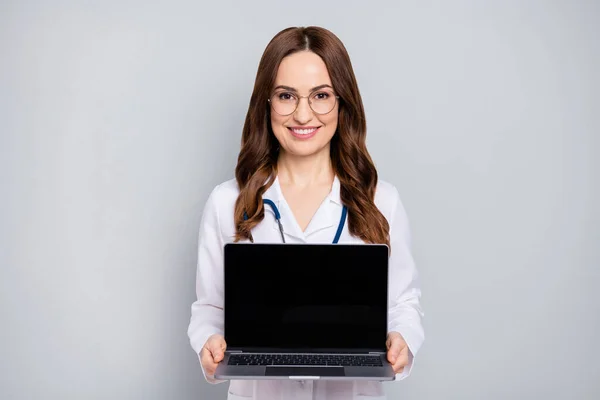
{"left": 187, "top": 175, "right": 424, "bottom": 400}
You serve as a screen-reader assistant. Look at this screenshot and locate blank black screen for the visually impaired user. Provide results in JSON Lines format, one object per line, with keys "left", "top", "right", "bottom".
{"left": 224, "top": 243, "right": 388, "bottom": 352}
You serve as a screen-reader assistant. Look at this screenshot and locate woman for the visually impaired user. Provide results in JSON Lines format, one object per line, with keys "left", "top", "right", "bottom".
{"left": 188, "top": 26, "right": 424, "bottom": 400}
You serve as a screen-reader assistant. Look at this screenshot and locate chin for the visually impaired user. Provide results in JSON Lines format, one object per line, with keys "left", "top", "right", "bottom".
{"left": 285, "top": 143, "right": 330, "bottom": 157}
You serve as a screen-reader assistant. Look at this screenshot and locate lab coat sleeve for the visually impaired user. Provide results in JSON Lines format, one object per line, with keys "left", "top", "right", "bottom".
{"left": 387, "top": 187, "right": 425, "bottom": 380}
{"left": 187, "top": 184, "right": 227, "bottom": 384}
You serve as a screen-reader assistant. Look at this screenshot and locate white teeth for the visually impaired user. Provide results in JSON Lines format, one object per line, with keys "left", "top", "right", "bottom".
{"left": 291, "top": 128, "right": 317, "bottom": 135}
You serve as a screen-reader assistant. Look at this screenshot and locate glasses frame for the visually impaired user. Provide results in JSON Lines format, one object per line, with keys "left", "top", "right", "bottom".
{"left": 268, "top": 90, "right": 340, "bottom": 116}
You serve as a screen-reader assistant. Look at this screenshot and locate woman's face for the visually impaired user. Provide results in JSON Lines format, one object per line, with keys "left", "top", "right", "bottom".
{"left": 269, "top": 51, "right": 339, "bottom": 158}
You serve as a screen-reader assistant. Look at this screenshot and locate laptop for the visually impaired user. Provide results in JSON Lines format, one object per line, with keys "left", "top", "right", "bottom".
{"left": 214, "top": 242, "right": 395, "bottom": 381}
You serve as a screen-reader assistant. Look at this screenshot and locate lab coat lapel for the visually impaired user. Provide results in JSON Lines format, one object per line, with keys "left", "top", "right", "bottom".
{"left": 303, "top": 175, "right": 343, "bottom": 238}
{"left": 277, "top": 200, "right": 307, "bottom": 241}
{"left": 261, "top": 176, "right": 305, "bottom": 241}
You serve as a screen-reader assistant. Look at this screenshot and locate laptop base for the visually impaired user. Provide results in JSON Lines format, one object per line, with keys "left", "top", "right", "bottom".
{"left": 214, "top": 352, "right": 396, "bottom": 381}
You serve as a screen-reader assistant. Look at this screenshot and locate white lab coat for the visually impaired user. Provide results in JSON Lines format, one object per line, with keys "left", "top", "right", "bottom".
{"left": 187, "top": 175, "right": 424, "bottom": 400}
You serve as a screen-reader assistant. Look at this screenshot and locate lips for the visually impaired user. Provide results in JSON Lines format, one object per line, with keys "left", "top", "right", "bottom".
{"left": 287, "top": 126, "right": 320, "bottom": 139}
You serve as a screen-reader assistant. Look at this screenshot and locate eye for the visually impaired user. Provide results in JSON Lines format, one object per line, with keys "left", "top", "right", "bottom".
{"left": 277, "top": 92, "right": 296, "bottom": 101}
{"left": 312, "top": 91, "right": 330, "bottom": 100}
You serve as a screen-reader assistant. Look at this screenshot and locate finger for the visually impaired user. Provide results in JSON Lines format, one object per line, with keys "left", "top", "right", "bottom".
{"left": 387, "top": 337, "right": 403, "bottom": 363}
{"left": 392, "top": 347, "right": 409, "bottom": 373}
{"left": 208, "top": 336, "right": 227, "bottom": 363}
{"left": 385, "top": 334, "right": 394, "bottom": 350}
{"left": 200, "top": 347, "right": 217, "bottom": 375}
{"left": 392, "top": 356, "right": 407, "bottom": 373}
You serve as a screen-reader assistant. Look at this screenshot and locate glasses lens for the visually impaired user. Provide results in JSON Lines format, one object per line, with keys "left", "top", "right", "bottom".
{"left": 309, "top": 89, "right": 337, "bottom": 114}
{"left": 271, "top": 91, "right": 297, "bottom": 115}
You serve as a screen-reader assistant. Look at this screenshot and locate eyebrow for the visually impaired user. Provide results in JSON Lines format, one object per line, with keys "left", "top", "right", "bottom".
{"left": 272, "top": 84, "right": 333, "bottom": 92}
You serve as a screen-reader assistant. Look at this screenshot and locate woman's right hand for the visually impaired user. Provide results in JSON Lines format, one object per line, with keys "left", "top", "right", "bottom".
{"left": 200, "top": 334, "right": 227, "bottom": 378}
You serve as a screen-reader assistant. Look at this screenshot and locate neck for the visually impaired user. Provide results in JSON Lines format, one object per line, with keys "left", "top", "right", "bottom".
{"left": 277, "top": 148, "right": 334, "bottom": 187}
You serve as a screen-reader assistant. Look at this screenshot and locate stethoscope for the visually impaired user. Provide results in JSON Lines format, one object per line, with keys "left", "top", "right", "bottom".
{"left": 244, "top": 199, "right": 348, "bottom": 243}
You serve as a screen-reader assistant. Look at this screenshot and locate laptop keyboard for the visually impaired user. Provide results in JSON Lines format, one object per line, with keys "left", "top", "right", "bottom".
{"left": 228, "top": 354, "right": 383, "bottom": 367}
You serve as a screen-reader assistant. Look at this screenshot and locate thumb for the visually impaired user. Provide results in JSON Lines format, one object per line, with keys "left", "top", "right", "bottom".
{"left": 209, "top": 337, "right": 227, "bottom": 362}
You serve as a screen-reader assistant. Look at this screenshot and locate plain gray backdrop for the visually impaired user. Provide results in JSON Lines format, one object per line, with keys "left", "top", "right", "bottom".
{"left": 1, "top": 0, "right": 598, "bottom": 399}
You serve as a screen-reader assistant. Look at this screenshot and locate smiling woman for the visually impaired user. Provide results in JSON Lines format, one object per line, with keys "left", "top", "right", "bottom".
{"left": 188, "top": 26, "right": 424, "bottom": 400}
{"left": 234, "top": 27, "right": 392, "bottom": 246}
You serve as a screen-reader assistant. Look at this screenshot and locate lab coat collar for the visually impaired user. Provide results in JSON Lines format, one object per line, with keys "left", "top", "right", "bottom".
{"left": 261, "top": 174, "right": 343, "bottom": 241}
{"left": 329, "top": 174, "right": 342, "bottom": 205}
{"left": 261, "top": 175, "right": 282, "bottom": 203}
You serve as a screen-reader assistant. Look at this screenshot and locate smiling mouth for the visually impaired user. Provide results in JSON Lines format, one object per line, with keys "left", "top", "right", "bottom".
{"left": 287, "top": 127, "right": 320, "bottom": 135}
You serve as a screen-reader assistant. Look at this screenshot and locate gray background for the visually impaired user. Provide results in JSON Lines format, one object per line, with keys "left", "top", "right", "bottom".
{"left": 1, "top": 0, "right": 598, "bottom": 399}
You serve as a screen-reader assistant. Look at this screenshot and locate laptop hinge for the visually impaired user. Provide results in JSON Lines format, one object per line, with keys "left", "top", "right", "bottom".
{"left": 228, "top": 350, "right": 243, "bottom": 353}
{"left": 369, "top": 351, "right": 385, "bottom": 354}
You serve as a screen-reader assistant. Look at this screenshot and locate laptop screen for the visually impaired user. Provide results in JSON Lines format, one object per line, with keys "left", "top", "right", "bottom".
{"left": 224, "top": 243, "right": 389, "bottom": 353}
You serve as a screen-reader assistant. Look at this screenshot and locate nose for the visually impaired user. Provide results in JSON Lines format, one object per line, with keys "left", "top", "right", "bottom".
{"left": 293, "top": 97, "right": 312, "bottom": 124}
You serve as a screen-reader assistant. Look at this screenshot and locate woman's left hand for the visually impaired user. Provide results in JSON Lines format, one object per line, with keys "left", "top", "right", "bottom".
{"left": 386, "top": 331, "right": 409, "bottom": 374}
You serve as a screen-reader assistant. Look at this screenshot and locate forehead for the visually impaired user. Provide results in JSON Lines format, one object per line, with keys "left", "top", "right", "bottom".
{"left": 274, "top": 51, "right": 332, "bottom": 90}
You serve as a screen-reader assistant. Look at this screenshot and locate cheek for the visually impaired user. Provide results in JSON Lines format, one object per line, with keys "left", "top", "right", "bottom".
{"left": 270, "top": 114, "right": 287, "bottom": 136}
{"left": 322, "top": 109, "right": 339, "bottom": 134}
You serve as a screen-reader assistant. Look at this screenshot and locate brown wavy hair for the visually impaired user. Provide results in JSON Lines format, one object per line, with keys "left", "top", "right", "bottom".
{"left": 233, "top": 26, "right": 390, "bottom": 248}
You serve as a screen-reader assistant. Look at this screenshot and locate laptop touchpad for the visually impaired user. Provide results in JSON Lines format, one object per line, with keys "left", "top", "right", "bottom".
{"left": 265, "top": 367, "right": 345, "bottom": 376}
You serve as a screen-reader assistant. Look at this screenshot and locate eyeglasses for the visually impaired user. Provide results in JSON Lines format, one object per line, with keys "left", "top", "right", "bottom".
{"left": 268, "top": 88, "right": 339, "bottom": 116}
